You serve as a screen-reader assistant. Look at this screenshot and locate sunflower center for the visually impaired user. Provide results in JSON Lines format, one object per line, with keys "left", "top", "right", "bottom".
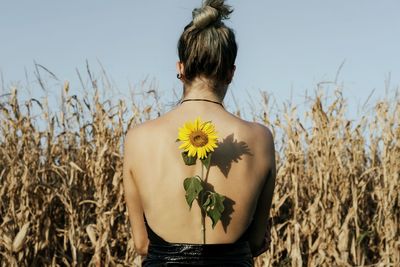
{"left": 189, "top": 130, "right": 209, "bottom": 147}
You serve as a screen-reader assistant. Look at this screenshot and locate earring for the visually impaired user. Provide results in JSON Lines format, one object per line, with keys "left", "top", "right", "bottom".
{"left": 177, "top": 73, "right": 182, "bottom": 79}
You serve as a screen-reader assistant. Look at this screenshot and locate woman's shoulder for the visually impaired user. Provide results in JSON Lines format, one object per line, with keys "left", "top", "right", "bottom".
{"left": 124, "top": 112, "right": 177, "bottom": 148}
{"left": 125, "top": 113, "right": 171, "bottom": 136}
{"left": 230, "top": 119, "right": 275, "bottom": 160}
{"left": 234, "top": 117, "right": 274, "bottom": 144}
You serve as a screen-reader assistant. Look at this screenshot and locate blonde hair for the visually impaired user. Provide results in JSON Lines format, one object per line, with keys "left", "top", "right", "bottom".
{"left": 178, "top": 0, "right": 237, "bottom": 85}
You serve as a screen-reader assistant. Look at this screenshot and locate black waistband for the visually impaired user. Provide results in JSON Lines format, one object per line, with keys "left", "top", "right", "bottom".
{"left": 142, "top": 241, "right": 254, "bottom": 266}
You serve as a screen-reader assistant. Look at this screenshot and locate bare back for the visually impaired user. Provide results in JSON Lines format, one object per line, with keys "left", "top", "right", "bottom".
{"left": 124, "top": 102, "right": 275, "bottom": 245}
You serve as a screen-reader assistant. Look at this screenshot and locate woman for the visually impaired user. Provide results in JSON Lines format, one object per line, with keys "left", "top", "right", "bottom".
{"left": 123, "top": 0, "right": 276, "bottom": 265}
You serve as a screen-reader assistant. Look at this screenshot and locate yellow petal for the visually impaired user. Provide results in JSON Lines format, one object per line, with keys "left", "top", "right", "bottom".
{"left": 178, "top": 142, "right": 188, "bottom": 150}
{"left": 189, "top": 147, "right": 197, "bottom": 157}
{"left": 201, "top": 122, "right": 209, "bottom": 131}
{"left": 201, "top": 147, "right": 207, "bottom": 159}
{"left": 197, "top": 149, "right": 203, "bottom": 159}
{"left": 194, "top": 117, "right": 200, "bottom": 131}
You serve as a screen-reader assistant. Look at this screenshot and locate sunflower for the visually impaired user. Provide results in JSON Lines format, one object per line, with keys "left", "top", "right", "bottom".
{"left": 177, "top": 117, "right": 218, "bottom": 159}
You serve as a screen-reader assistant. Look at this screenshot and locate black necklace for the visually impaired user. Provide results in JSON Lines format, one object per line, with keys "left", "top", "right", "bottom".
{"left": 180, "top": 98, "right": 224, "bottom": 108}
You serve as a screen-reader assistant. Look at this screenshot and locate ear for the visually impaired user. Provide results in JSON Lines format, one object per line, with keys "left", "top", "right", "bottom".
{"left": 227, "top": 65, "right": 236, "bottom": 84}
{"left": 176, "top": 61, "right": 184, "bottom": 77}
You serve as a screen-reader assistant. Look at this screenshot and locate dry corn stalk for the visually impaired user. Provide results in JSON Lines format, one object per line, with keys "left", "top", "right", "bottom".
{"left": 0, "top": 75, "right": 398, "bottom": 266}
{"left": 12, "top": 223, "right": 30, "bottom": 252}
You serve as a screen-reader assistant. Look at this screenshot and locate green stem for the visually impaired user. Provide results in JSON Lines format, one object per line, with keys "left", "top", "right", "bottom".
{"left": 201, "top": 163, "right": 206, "bottom": 244}
{"left": 204, "top": 153, "right": 212, "bottom": 183}
{"left": 202, "top": 209, "right": 206, "bottom": 244}
{"left": 200, "top": 153, "right": 213, "bottom": 244}
{"left": 201, "top": 161, "right": 204, "bottom": 181}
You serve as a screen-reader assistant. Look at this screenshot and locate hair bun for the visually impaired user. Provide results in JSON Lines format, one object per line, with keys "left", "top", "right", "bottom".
{"left": 192, "top": 0, "right": 233, "bottom": 30}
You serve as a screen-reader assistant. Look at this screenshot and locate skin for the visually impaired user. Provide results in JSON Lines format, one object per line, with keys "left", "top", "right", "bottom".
{"left": 123, "top": 62, "right": 276, "bottom": 257}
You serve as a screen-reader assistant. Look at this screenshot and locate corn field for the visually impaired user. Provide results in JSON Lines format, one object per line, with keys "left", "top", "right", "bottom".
{"left": 0, "top": 74, "right": 399, "bottom": 266}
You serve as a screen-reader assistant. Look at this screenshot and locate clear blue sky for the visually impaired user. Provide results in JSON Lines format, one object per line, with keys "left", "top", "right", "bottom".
{"left": 0, "top": 0, "right": 399, "bottom": 119}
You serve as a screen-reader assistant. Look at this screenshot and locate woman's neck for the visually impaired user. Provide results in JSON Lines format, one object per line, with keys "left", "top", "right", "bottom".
{"left": 182, "top": 77, "right": 227, "bottom": 102}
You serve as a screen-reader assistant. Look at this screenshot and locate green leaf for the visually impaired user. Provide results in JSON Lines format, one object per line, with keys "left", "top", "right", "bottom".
{"left": 183, "top": 176, "right": 203, "bottom": 209}
{"left": 202, "top": 191, "right": 225, "bottom": 228}
{"left": 201, "top": 192, "right": 211, "bottom": 208}
{"left": 200, "top": 153, "right": 212, "bottom": 170}
{"left": 181, "top": 151, "right": 197, "bottom": 165}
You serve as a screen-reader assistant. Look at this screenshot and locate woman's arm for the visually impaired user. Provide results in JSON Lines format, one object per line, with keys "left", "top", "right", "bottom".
{"left": 248, "top": 126, "right": 276, "bottom": 257}
{"left": 123, "top": 128, "right": 149, "bottom": 256}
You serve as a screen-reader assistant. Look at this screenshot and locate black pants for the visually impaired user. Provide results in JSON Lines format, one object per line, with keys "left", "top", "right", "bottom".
{"left": 141, "top": 241, "right": 254, "bottom": 267}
